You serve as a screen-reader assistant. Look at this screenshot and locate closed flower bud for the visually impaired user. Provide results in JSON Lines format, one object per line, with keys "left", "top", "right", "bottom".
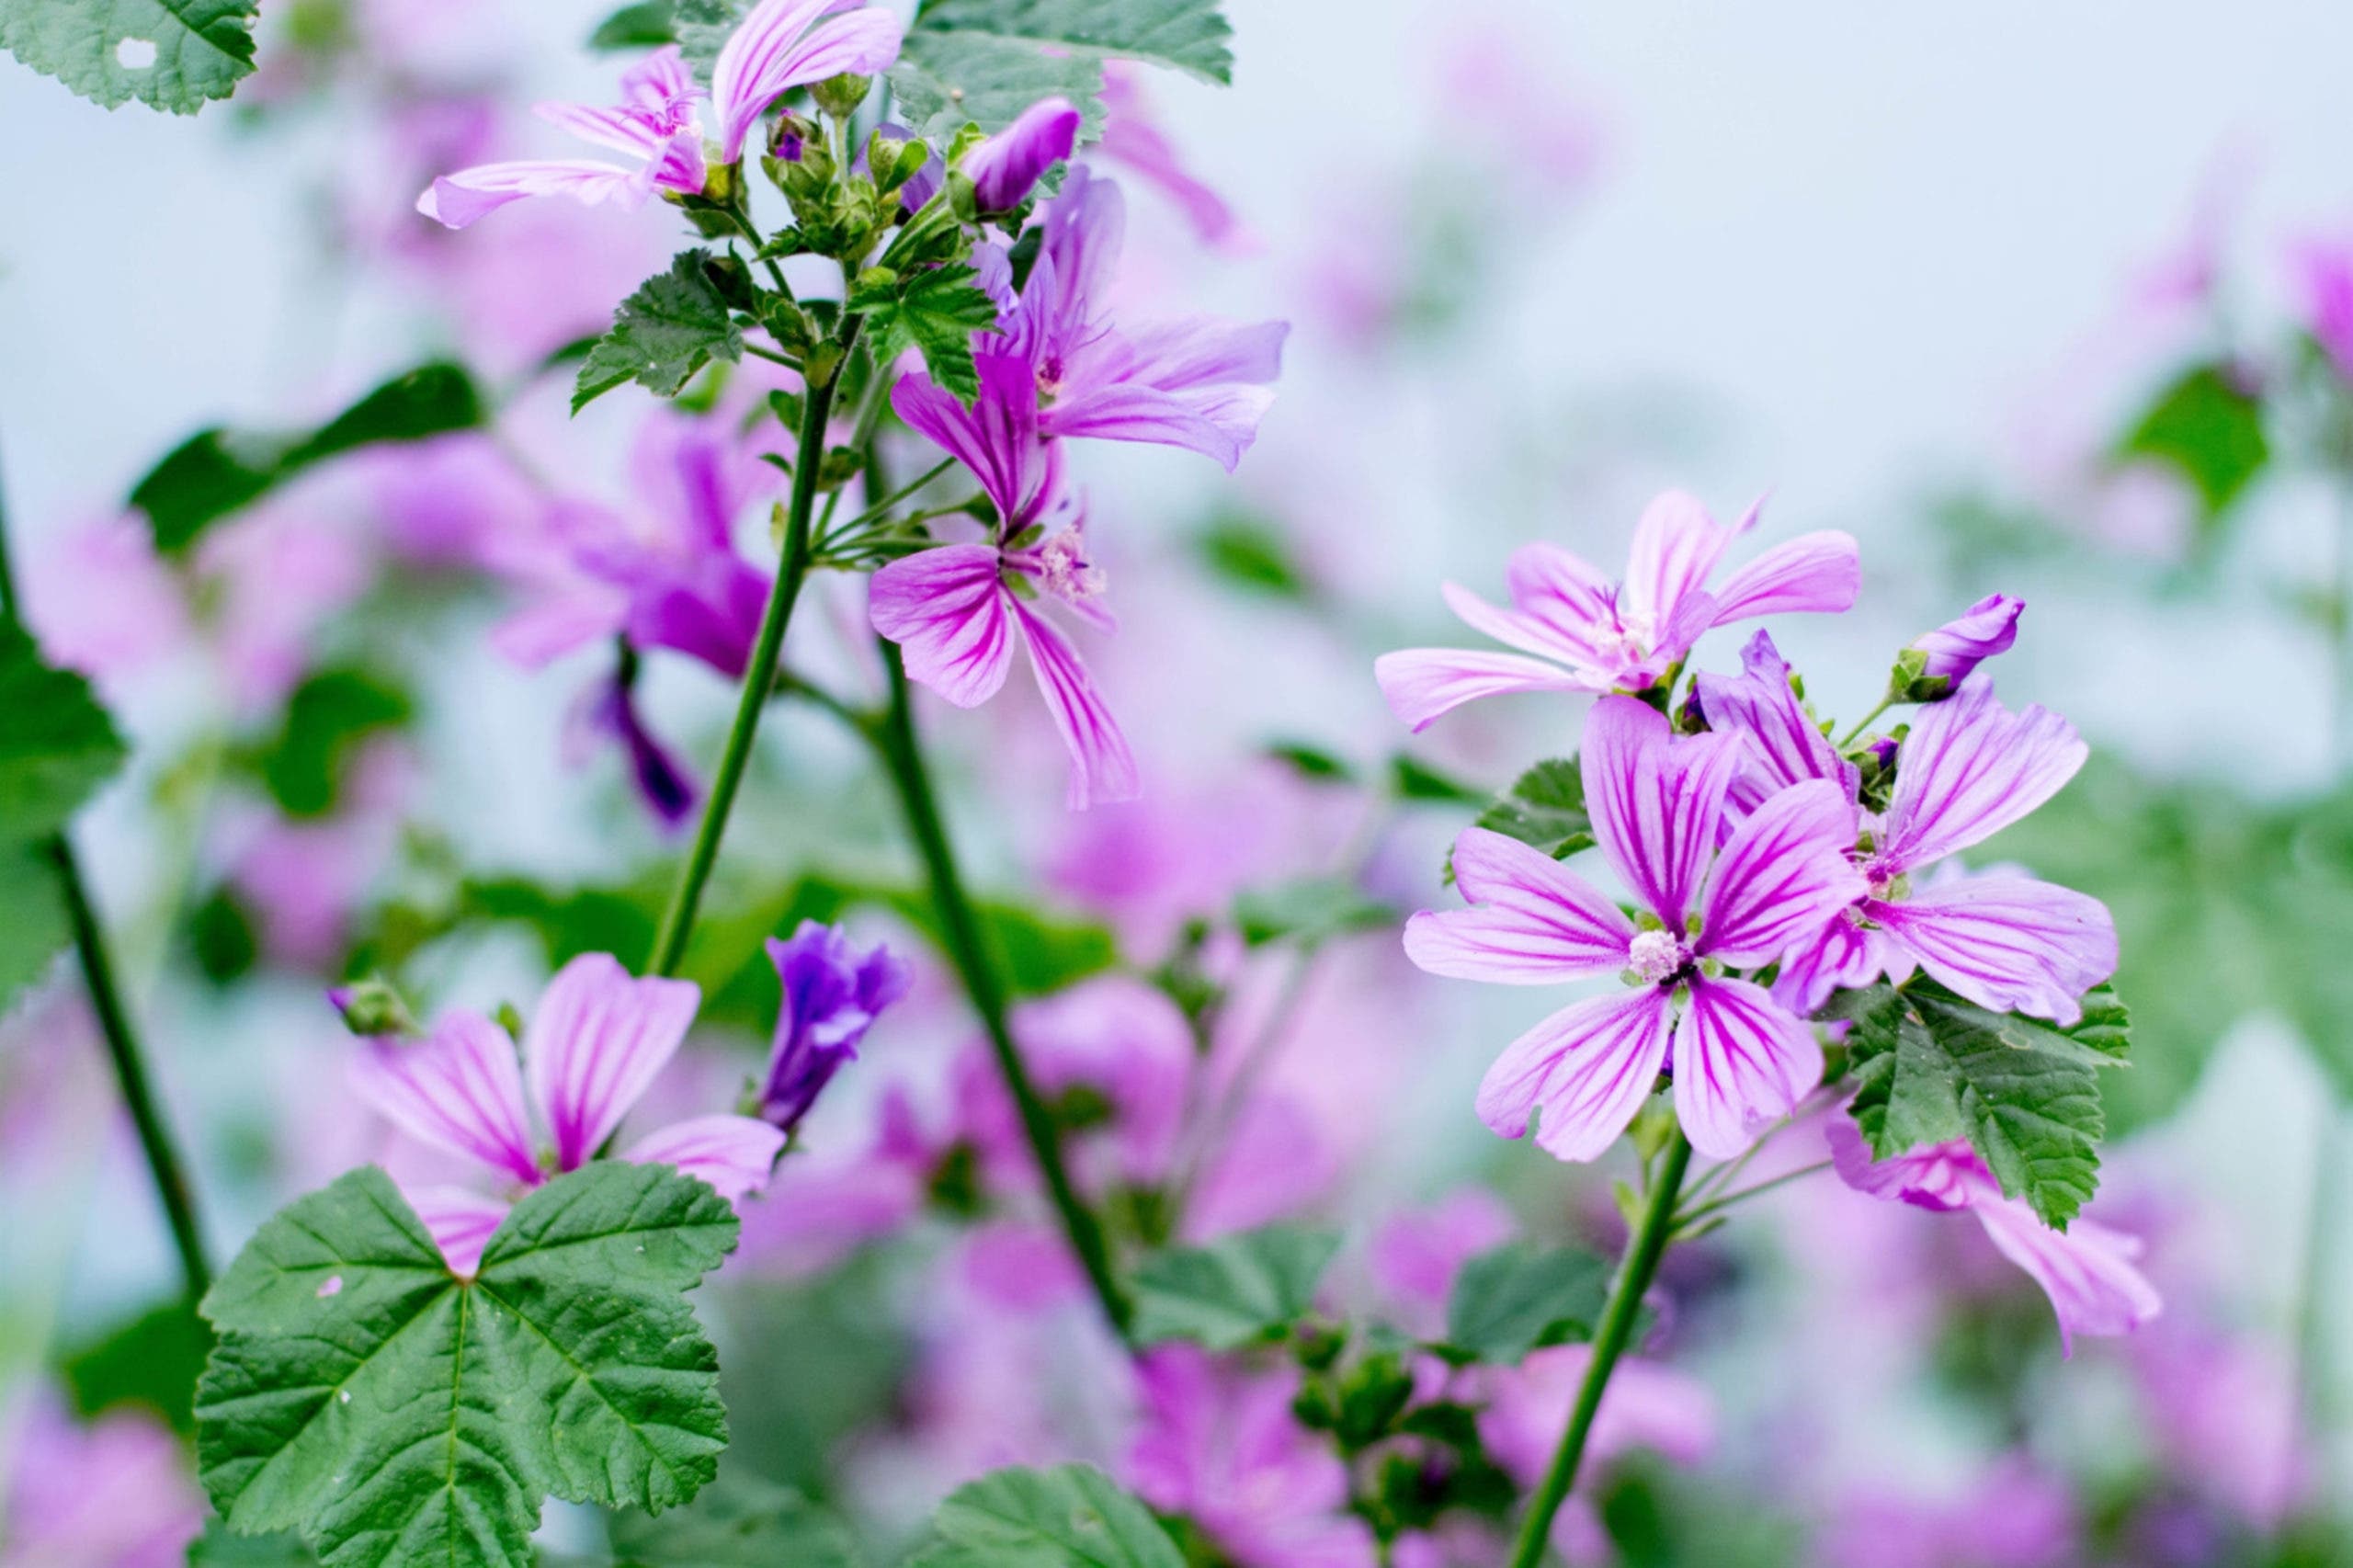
{"left": 757, "top": 921, "right": 911, "bottom": 1137}
{"left": 961, "top": 95, "right": 1083, "bottom": 211}
{"left": 811, "top": 70, "right": 873, "bottom": 120}
{"left": 1893, "top": 593, "right": 2023, "bottom": 700}
{"left": 327, "top": 975, "right": 418, "bottom": 1040}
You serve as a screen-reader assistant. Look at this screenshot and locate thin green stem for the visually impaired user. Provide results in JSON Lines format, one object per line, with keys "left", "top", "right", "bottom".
{"left": 645, "top": 315, "right": 861, "bottom": 977}
{"left": 1836, "top": 695, "right": 1895, "bottom": 750}
{"left": 814, "top": 458, "right": 957, "bottom": 552}
{"left": 865, "top": 643, "right": 1135, "bottom": 1341}
{"left": 0, "top": 439, "right": 211, "bottom": 1302}
{"left": 1672, "top": 1158, "right": 1831, "bottom": 1233}
{"left": 1506, "top": 1131, "right": 1692, "bottom": 1568}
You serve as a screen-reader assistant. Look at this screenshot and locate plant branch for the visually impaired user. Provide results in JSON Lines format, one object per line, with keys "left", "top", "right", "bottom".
{"left": 1506, "top": 1131, "right": 1692, "bottom": 1568}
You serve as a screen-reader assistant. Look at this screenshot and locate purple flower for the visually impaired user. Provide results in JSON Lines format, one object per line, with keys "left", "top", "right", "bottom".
{"left": 757, "top": 921, "right": 911, "bottom": 1134}
{"left": 1693, "top": 630, "right": 1857, "bottom": 816}
{"left": 348, "top": 953, "right": 785, "bottom": 1274}
{"left": 1770, "top": 676, "right": 2118, "bottom": 1024}
{"left": 986, "top": 165, "right": 1289, "bottom": 472}
{"left": 1406, "top": 697, "right": 1865, "bottom": 1160}
{"left": 1095, "top": 63, "right": 1244, "bottom": 250}
{"left": 1375, "top": 491, "right": 1861, "bottom": 731}
{"left": 2290, "top": 233, "right": 2353, "bottom": 383}
{"left": 1904, "top": 592, "right": 2024, "bottom": 694}
{"left": 564, "top": 668, "right": 700, "bottom": 828}
{"left": 1828, "top": 1120, "right": 2160, "bottom": 1353}
{"left": 417, "top": 0, "right": 904, "bottom": 229}
{"left": 871, "top": 353, "right": 1141, "bottom": 808}
{"left": 962, "top": 96, "right": 1083, "bottom": 211}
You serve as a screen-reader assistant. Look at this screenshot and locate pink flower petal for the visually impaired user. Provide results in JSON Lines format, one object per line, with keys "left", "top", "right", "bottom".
{"left": 1694, "top": 629, "right": 1859, "bottom": 812}
{"left": 403, "top": 1184, "right": 512, "bottom": 1278}
{"left": 1012, "top": 598, "right": 1141, "bottom": 809}
{"left": 892, "top": 355, "right": 1055, "bottom": 521}
{"left": 1878, "top": 677, "right": 2087, "bottom": 871}
{"left": 624, "top": 1114, "right": 787, "bottom": 1202}
{"left": 1373, "top": 647, "right": 1594, "bottom": 733}
{"left": 350, "top": 1012, "right": 540, "bottom": 1187}
{"left": 1707, "top": 529, "right": 1860, "bottom": 624}
{"left": 524, "top": 953, "right": 700, "bottom": 1171}
{"left": 1671, "top": 976, "right": 1822, "bottom": 1159}
{"left": 1769, "top": 909, "right": 1892, "bottom": 1015}
{"left": 1867, "top": 873, "right": 2118, "bottom": 1025}
{"left": 1476, "top": 987, "right": 1675, "bottom": 1161}
{"left": 1697, "top": 778, "right": 1865, "bottom": 967}
{"left": 1404, "top": 827, "right": 1635, "bottom": 984}
{"left": 415, "top": 159, "right": 655, "bottom": 229}
{"left": 1621, "top": 490, "right": 1745, "bottom": 632}
{"left": 1582, "top": 696, "right": 1741, "bottom": 930}
{"left": 962, "top": 95, "right": 1083, "bottom": 211}
{"left": 713, "top": 0, "right": 904, "bottom": 163}
{"left": 870, "top": 544, "right": 1018, "bottom": 707}
{"left": 1972, "top": 1195, "right": 2163, "bottom": 1355}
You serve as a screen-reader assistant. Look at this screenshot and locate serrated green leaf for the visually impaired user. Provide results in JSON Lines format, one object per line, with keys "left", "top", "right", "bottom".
{"left": 1232, "top": 877, "right": 1392, "bottom": 948}
{"left": 575, "top": 251, "right": 746, "bottom": 413}
{"left": 890, "top": 0, "right": 1233, "bottom": 139}
{"left": 672, "top": 0, "right": 740, "bottom": 84}
{"left": 0, "top": 0, "right": 256, "bottom": 113}
{"left": 0, "top": 618, "right": 127, "bottom": 849}
{"left": 849, "top": 265, "right": 998, "bottom": 405}
{"left": 608, "top": 1473, "right": 860, "bottom": 1567}
{"left": 1833, "top": 979, "right": 2120, "bottom": 1229}
{"left": 907, "top": 1463, "right": 1186, "bottom": 1568}
{"left": 195, "top": 1164, "right": 739, "bottom": 1568}
{"left": 129, "top": 362, "right": 484, "bottom": 552}
{"left": 1130, "top": 1224, "right": 1340, "bottom": 1348}
{"left": 1470, "top": 757, "right": 1593, "bottom": 862}
{"left": 2115, "top": 361, "right": 2270, "bottom": 525}
{"left": 1442, "top": 1242, "right": 1610, "bottom": 1365}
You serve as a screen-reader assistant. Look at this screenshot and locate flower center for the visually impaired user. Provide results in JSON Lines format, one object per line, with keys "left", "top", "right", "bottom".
{"left": 1037, "top": 529, "right": 1106, "bottom": 604}
{"left": 1626, "top": 928, "right": 1691, "bottom": 985}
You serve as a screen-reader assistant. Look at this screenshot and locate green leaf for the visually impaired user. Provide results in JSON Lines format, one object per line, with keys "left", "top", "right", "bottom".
{"left": 608, "top": 1473, "right": 860, "bottom": 1567}
{"left": 2115, "top": 361, "right": 2270, "bottom": 525}
{"left": 1442, "top": 1243, "right": 1610, "bottom": 1365}
{"left": 188, "top": 1522, "right": 319, "bottom": 1566}
{"left": 1262, "top": 741, "right": 1355, "bottom": 784}
{"left": 0, "top": 618, "right": 127, "bottom": 849}
{"left": 1130, "top": 1224, "right": 1340, "bottom": 1348}
{"left": 0, "top": 0, "right": 257, "bottom": 113}
{"left": 1832, "top": 979, "right": 2122, "bottom": 1228}
{"left": 1232, "top": 877, "right": 1392, "bottom": 948}
{"left": 247, "top": 667, "right": 412, "bottom": 819}
{"left": 0, "top": 838, "right": 69, "bottom": 1016}
{"left": 1192, "top": 511, "right": 1309, "bottom": 598}
{"left": 575, "top": 252, "right": 747, "bottom": 413}
{"left": 588, "top": 0, "right": 676, "bottom": 50}
{"left": 891, "top": 0, "right": 1233, "bottom": 138}
{"left": 130, "top": 361, "right": 484, "bottom": 552}
{"left": 1390, "top": 754, "right": 1483, "bottom": 804}
{"left": 847, "top": 265, "right": 999, "bottom": 405}
{"left": 1470, "top": 757, "right": 1594, "bottom": 861}
{"left": 58, "top": 1295, "right": 214, "bottom": 1437}
{"left": 907, "top": 1463, "right": 1186, "bottom": 1568}
{"left": 195, "top": 1163, "right": 739, "bottom": 1567}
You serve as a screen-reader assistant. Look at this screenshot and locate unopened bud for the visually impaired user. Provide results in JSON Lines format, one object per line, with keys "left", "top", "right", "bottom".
{"left": 1891, "top": 593, "right": 2023, "bottom": 701}
{"left": 811, "top": 71, "right": 872, "bottom": 120}
{"left": 328, "top": 975, "right": 418, "bottom": 1040}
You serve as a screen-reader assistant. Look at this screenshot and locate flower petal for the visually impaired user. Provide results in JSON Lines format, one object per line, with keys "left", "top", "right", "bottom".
{"left": 1372, "top": 647, "right": 1592, "bottom": 732}
{"left": 350, "top": 1013, "right": 540, "bottom": 1187}
{"left": 712, "top": 0, "right": 904, "bottom": 163}
{"left": 1698, "top": 779, "right": 1865, "bottom": 967}
{"left": 1440, "top": 581, "right": 1608, "bottom": 671}
{"left": 1503, "top": 542, "right": 1618, "bottom": 665}
{"left": 403, "top": 1185, "right": 511, "bottom": 1279}
{"left": 1012, "top": 598, "right": 1141, "bottom": 808}
{"left": 1878, "top": 677, "right": 2086, "bottom": 870}
{"left": 1671, "top": 977, "right": 1823, "bottom": 1159}
{"left": 891, "top": 354, "right": 1053, "bottom": 522}
{"left": 1622, "top": 490, "right": 1743, "bottom": 631}
{"left": 1117, "top": 314, "right": 1290, "bottom": 392}
{"left": 963, "top": 95, "right": 1084, "bottom": 210}
{"left": 624, "top": 1114, "right": 787, "bottom": 1202}
{"left": 1707, "top": 529, "right": 1860, "bottom": 624}
{"left": 1867, "top": 873, "right": 2118, "bottom": 1025}
{"left": 1824, "top": 1119, "right": 1977, "bottom": 1211}
{"left": 1694, "top": 628, "right": 1859, "bottom": 812}
{"left": 524, "top": 953, "right": 701, "bottom": 1171}
{"left": 870, "top": 544, "right": 1017, "bottom": 708}
{"left": 1769, "top": 908, "right": 1890, "bottom": 1015}
{"left": 1404, "top": 827, "right": 1637, "bottom": 984}
{"left": 1040, "top": 381, "right": 1247, "bottom": 470}
{"left": 1972, "top": 1196, "right": 2163, "bottom": 1355}
{"left": 1582, "top": 696, "right": 1741, "bottom": 929}
{"left": 416, "top": 159, "right": 654, "bottom": 229}
{"left": 1477, "top": 988, "right": 1675, "bottom": 1162}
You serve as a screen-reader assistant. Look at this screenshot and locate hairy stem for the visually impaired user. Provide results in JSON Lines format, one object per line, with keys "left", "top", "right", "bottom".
{"left": 0, "top": 440, "right": 211, "bottom": 1302}
{"left": 645, "top": 316, "right": 859, "bottom": 977}
{"left": 1506, "top": 1131, "right": 1693, "bottom": 1568}
{"left": 865, "top": 643, "right": 1135, "bottom": 1341}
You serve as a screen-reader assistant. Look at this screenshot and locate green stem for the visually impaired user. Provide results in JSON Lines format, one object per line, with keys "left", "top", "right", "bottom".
{"left": 1836, "top": 695, "right": 1895, "bottom": 750}
{"left": 1671, "top": 1157, "right": 1830, "bottom": 1233}
{"left": 645, "top": 316, "right": 860, "bottom": 977}
{"left": 1506, "top": 1131, "right": 1692, "bottom": 1568}
{"left": 865, "top": 643, "right": 1135, "bottom": 1341}
{"left": 0, "top": 440, "right": 211, "bottom": 1303}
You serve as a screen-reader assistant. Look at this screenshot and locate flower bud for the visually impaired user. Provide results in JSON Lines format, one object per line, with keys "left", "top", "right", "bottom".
{"left": 327, "top": 975, "right": 418, "bottom": 1040}
{"left": 961, "top": 95, "right": 1082, "bottom": 212}
{"left": 811, "top": 71, "right": 872, "bottom": 120}
{"left": 756, "top": 921, "right": 911, "bottom": 1137}
{"left": 1892, "top": 593, "right": 2023, "bottom": 700}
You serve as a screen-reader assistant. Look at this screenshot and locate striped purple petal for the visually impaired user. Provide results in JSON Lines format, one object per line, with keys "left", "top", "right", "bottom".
{"left": 1621, "top": 491, "right": 1745, "bottom": 635}
{"left": 350, "top": 1012, "right": 541, "bottom": 1187}
{"left": 712, "top": 0, "right": 904, "bottom": 163}
{"left": 523, "top": 954, "right": 700, "bottom": 1172}
{"left": 1373, "top": 647, "right": 1595, "bottom": 733}
{"left": 1697, "top": 778, "right": 1866, "bottom": 967}
{"left": 1706, "top": 529, "right": 1861, "bottom": 625}
{"left": 403, "top": 1184, "right": 512, "bottom": 1279}
{"left": 1671, "top": 976, "right": 1823, "bottom": 1158}
{"left": 1867, "top": 872, "right": 2117, "bottom": 1025}
{"left": 1972, "top": 1196, "right": 2163, "bottom": 1356}
{"left": 1012, "top": 597, "right": 1140, "bottom": 809}
{"left": 869, "top": 544, "right": 1018, "bottom": 708}
{"left": 1694, "top": 629, "right": 1859, "bottom": 813}
{"left": 1582, "top": 696, "right": 1741, "bottom": 930}
{"left": 1404, "top": 827, "right": 1636, "bottom": 984}
{"left": 1475, "top": 987, "right": 1676, "bottom": 1161}
{"left": 1877, "top": 676, "right": 2086, "bottom": 872}
{"left": 624, "top": 1114, "right": 788, "bottom": 1201}
{"left": 415, "top": 158, "right": 655, "bottom": 229}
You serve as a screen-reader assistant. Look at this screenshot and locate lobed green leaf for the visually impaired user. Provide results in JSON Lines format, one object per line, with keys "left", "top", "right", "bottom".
{"left": 1130, "top": 1224, "right": 1340, "bottom": 1349}
{"left": 0, "top": 0, "right": 257, "bottom": 113}
{"left": 906, "top": 1463, "right": 1186, "bottom": 1568}
{"left": 1442, "top": 1242, "right": 1610, "bottom": 1365}
{"left": 891, "top": 0, "right": 1233, "bottom": 138}
{"left": 574, "top": 251, "right": 746, "bottom": 413}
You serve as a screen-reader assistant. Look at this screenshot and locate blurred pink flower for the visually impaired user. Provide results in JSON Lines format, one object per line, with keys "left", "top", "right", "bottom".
{"left": 1, "top": 1390, "right": 202, "bottom": 1568}
{"left": 17, "top": 517, "right": 189, "bottom": 695}
{"left": 1820, "top": 1455, "right": 2079, "bottom": 1568}
{"left": 1095, "top": 63, "right": 1245, "bottom": 251}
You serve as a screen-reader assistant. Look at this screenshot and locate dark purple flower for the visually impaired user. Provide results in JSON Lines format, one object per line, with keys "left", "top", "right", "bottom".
{"left": 565, "top": 668, "right": 700, "bottom": 829}
{"left": 758, "top": 921, "right": 911, "bottom": 1135}
{"left": 1903, "top": 592, "right": 2024, "bottom": 696}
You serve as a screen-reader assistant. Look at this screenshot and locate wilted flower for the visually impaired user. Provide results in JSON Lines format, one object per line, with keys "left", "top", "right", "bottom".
{"left": 757, "top": 921, "right": 910, "bottom": 1135}
{"left": 1376, "top": 491, "right": 1859, "bottom": 731}
{"left": 349, "top": 953, "right": 784, "bottom": 1273}
{"left": 1408, "top": 697, "right": 1863, "bottom": 1159}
